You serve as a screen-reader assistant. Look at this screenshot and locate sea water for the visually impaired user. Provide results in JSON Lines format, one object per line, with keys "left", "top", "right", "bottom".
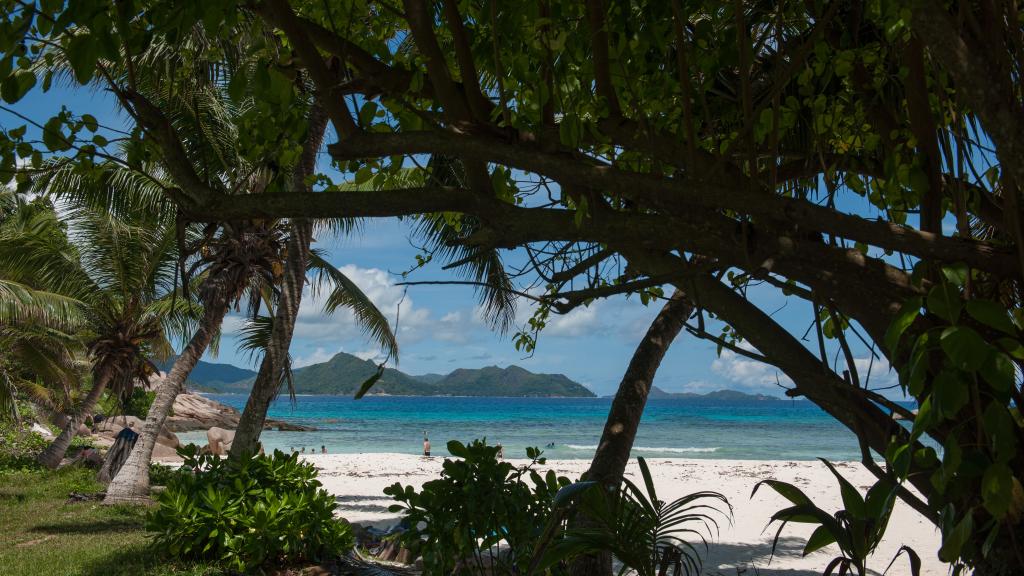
{"left": 177, "top": 395, "right": 913, "bottom": 461}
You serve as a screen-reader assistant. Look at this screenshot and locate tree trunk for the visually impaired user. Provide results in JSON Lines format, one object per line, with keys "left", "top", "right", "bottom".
{"left": 102, "top": 289, "right": 229, "bottom": 504}
{"left": 570, "top": 289, "right": 693, "bottom": 576}
{"left": 37, "top": 370, "right": 111, "bottom": 469}
{"left": 228, "top": 100, "right": 327, "bottom": 462}
{"left": 228, "top": 219, "right": 311, "bottom": 460}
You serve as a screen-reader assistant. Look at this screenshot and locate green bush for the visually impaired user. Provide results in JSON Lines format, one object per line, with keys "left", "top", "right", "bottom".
{"left": 98, "top": 388, "right": 156, "bottom": 419}
{"left": 147, "top": 461, "right": 183, "bottom": 486}
{"left": 147, "top": 445, "right": 352, "bottom": 572}
{"left": 385, "top": 439, "right": 570, "bottom": 574}
{"left": 0, "top": 419, "right": 47, "bottom": 472}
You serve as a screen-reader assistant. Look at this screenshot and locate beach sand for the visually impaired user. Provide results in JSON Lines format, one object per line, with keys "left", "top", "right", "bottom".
{"left": 301, "top": 453, "right": 946, "bottom": 576}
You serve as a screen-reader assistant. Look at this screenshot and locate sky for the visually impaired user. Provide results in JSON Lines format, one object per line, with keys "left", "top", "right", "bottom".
{"left": 1, "top": 83, "right": 906, "bottom": 398}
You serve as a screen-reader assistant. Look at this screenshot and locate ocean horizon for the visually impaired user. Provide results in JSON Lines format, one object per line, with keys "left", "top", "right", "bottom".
{"left": 178, "top": 394, "right": 917, "bottom": 461}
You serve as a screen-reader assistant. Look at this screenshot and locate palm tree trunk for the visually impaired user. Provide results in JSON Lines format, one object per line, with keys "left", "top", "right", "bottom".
{"left": 228, "top": 219, "right": 311, "bottom": 460}
{"left": 228, "top": 100, "right": 327, "bottom": 461}
{"left": 102, "top": 289, "right": 229, "bottom": 503}
{"left": 37, "top": 369, "right": 112, "bottom": 469}
{"left": 570, "top": 289, "right": 692, "bottom": 576}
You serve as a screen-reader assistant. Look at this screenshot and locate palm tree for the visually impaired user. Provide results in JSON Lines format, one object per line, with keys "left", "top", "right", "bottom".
{"left": 0, "top": 199, "right": 194, "bottom": 468}
{"left": 0, "top": 191, "right": 85, "bottom": 421}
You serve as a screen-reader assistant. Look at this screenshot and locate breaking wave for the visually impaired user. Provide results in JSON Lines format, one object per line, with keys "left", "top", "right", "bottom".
{"left": 564, "top": 444, "right": 718, "bottom": 454}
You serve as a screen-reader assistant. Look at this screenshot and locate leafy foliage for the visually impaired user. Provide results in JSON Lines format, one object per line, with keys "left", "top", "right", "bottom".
{"left": 384, "top": 439, "right": 570, "bottom": 575}
{"left": 147, "top": 446, "right": 352, "bottom": 572}
{"left": 0, "top": 417, "right": 46, "bottom": 472}
{"left": 753, "top": 459, "right": 919, "bottom": 576}
{"left": 544, "top": 457, "right": 731, "bottom": 576}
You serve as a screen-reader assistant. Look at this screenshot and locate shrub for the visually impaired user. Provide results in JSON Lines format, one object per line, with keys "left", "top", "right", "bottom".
{"left": 98, "top": 388, "right": 156, "bottom": 418}
{"left": 147, "top": 461, "right": 182, "bottom": 486}
{"left": 385, "top": 439, "right": 570, "bottom": 574}
{"left": 147, "top": 445, "right": 352, "bottom": 572}
{"left": 0, "top": 419, "right": 47, "bottom": 472}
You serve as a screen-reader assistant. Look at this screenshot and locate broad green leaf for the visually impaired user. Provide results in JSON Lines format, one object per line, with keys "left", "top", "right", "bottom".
{"left": 933, "top": 371, "right": 969, "bottom": 419}
{"left": 751, "top": 479, "right": 812, "bottom": 507}
{"left": 940, "top": 326, "right": 991, "bottom": 371}
{"left": 803, "top": 525, "right": 837, "bottom": 555}
{"left": 981, "top": 463, "right": 1013, "bottom": 519}
{"left": 938, "top": 514, "right": 972, "bottom": 563}
{"left": 926, "top": 284, "right": 961, "bottom": 323}
{"left": 965, "top": 300, "right": 1017, "bottom": 335}
{"left": 884, "top": 297, "right": 921, "bottom": 353}
{"left": 980, "top": 352, "right": 1014, "bottom": 394}
{"left": 819, "top": 459, "right": 865, "bottom": 519}
{"left": 66, "top": 33, "right": 99, "bottom": 84}
{"left": 0, "top": 69, "right": 35, "bottom": 103}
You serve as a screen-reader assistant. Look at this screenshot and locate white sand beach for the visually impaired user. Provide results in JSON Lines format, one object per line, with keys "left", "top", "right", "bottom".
{"left": 302, "top": 453, "right": 946, "bottom": 576}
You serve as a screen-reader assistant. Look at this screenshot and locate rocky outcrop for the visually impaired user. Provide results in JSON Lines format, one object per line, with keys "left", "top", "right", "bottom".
{"left": 93, "top": 415, "right": 180, "bottom": 450}
{"left": 163, "top": 392, "right": 313, "bottom": 432}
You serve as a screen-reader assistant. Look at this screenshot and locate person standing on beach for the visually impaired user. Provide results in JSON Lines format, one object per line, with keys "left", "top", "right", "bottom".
{"left": 423, "top": 435, "right": 431, "bottom": 457}
{"left": 321, "top": 445, "right": 326, "bottom": 454}
{"left": 497, "top": 443, "right": 504, "bottom": 459}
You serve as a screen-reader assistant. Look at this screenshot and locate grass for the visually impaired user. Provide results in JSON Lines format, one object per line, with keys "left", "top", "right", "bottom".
{"left": 0, "top": 465, "right": 223, "bottom": 576}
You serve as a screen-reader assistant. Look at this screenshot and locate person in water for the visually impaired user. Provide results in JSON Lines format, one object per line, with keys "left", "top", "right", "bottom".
{"left": 423, "top": 435, "right": 431, "bottom": 457}
{"left": 321, "top": 445, "right": 326, "bottom": 454}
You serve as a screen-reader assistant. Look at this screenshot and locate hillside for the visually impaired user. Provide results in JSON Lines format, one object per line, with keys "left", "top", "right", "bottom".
{"left": 156, "top": 357, "right": 257, "bottom": 393}
{"left": 437, "top": 365, "right": 594, "bottom": 397}
{"left": 644, "top": 386, "right": 781, "bottom": 401}
{"left": 184, "top": 352, "right": 594, "bottom": 397}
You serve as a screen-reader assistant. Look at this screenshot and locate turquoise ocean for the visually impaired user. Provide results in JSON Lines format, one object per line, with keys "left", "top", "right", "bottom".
{"left": 178, "top": 395, "right": 915, "bottom": 461}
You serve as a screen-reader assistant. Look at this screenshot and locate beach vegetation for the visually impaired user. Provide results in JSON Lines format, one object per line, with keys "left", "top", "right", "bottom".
{"left": 5, "top": 0, "right": 1024, "bottom": 573}
{"left": 385, "top": 439, "right": 570, "bottom": 574}
{"left": 541, "top": 457, "right": 731, "bottom": 576}
{"left": 754, "top": 459, "right": 920, "bottom": 576}
{"left": 0, "top": 464, "right": 222, "bottom": 576}
{"left": 147, "top": 445, "right": 352, "bottom": 572}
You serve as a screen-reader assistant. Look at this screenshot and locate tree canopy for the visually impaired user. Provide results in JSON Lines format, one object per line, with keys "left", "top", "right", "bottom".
{"left": 2, "top": 0, "right": 1024, "bottom": 572}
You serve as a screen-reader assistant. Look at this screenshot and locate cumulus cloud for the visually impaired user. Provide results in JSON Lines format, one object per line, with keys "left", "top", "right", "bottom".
{"left": 710, "top": 342, "right": 793, "bottom": 391}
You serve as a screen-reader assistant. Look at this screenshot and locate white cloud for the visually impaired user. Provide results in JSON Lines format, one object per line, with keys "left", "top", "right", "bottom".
{"left": 710, "top": 343, "right": 794, "bottom": 391}
{"left": 292, "top": 347, "right": 335, "bottom": 368}
{"left": 293, "top": 264, "right": 432, "bottom": 345}
{"left": 547, "top": 304, "right": 602, "bottom": 337}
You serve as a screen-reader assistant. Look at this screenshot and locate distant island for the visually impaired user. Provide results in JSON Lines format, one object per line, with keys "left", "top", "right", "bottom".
{"left": 605, "top": 386, "right": 783, "bottom": 401}
{"left": 162, "top": 352, "right": 596, "bottom": 397}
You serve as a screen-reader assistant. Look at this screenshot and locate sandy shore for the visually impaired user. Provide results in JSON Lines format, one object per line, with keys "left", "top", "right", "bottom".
{"left": 300, "top": 453, "right": 946, "bottom": 576}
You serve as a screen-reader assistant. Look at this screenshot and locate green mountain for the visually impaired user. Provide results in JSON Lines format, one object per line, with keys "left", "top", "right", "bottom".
{"left": 187, "top": 352, "right": 595, "bottom": 397}
{"left": 436, "top": 365, "right": 593, "bottom": 397}
{"left": 156, "top": 357, "right": 257, "bottom": 392}
{"left": 644, "top": 386, "right": 781, "bottom": 401}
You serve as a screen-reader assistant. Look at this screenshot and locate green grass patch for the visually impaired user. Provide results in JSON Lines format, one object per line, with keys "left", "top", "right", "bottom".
{"left": 0, "top": 466, "right": 222, "bottom": 576}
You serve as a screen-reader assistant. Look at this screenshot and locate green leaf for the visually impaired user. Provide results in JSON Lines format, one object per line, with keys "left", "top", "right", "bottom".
{"left": 42, "top": 116, "right": 70, "bottom": 152}
{"left": 965, "top": 300, "right": 1017, "bottom": 335}
{"left": 552, "top": 481, "right": 597, "bottom": 507}
{"left": 446, "top": 440, "right": 467, "bottom": 457}
{"left": 980, "top": 352, "right": 1014, "bottom": 394}
{"left": 751, "top": 479, "right": 812, "bottom": 507}
{"left": 982, "top": 463, "right": 1013, "bottom": 519}
{"left": 926, "top": 284, "right": 961, "bottom": 323}
{"left": 938, "top": 514, "right": 972, "bottom": 563}
{"left": 66, "top": 33, "right": 99, "bottom": 84}
{"left": 0, "top": 69, "right": 35, "bottom": 103}
{"left": 941, "top": 263, "right": 968, "bottom": 287}
{"left": 803, "top": 525, "right": 837, "bottom": 555}
{"left": 819, "top": 459, "right": 865, "bottom": 519}
{"left": 352, "top": 368, "right": 383, "bottom": 399}
{"left": 80, "top": 114, "right": 98, "bottom": 132}
{"left": 933, "top": 371, "right": 969, "bottom": 419}
{"left": 884, "top": 297, "right": 922, "bottom": 353}
{"left": 940, "top": 326, "right": 991, "bottom": 371}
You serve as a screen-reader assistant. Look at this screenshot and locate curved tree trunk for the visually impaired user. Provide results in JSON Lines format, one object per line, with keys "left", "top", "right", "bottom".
{"left": 37, "top": 370, "right": 111, "bottom": 469}
{"left": 228, "top": 101, "right": 327, "bottom": 461}
{"left": 570, "top": 289, "right": 693, "bottom": 576}
{"left": 103, "top": 289, "right": 229, "bottom": 503}
{"left": 228, "top": 219, "right": 311, "bottom": 460}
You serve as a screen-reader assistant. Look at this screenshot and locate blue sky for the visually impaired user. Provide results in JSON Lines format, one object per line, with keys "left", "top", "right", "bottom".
{"left": 2, "top": 84, "right": 904, "bottom": 397}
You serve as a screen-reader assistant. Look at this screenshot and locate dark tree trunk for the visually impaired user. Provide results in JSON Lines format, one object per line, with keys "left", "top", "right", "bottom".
{"left": 228, "top": 100, "right": 327, "bottom": 461}
{"left": 227, "top": 219, "right": 311, "bottom": 460}
{"left": 103, "top": 287, "right": 229, "bottom": 503}
{"left": 37, "top": 369, "right": 111, "bottom": 469}
{"left": 570, "top": 289, "right": 693, "bottom": 576}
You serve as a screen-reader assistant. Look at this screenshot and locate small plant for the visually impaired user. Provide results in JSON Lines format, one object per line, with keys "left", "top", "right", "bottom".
{"left": 0, "top": 418, "right": 47, "bottom": 472}
{"left": 147, "top": 461, "right": 181, "bottom": 486}
{"left": 542, "top": 457, "right": 731, "bottom": 576}
{"left": 384, "top": 439, "right": 570, "bottom": 575}
{"left": 147, "top": 445, "right": 352, "bottom": 572}
{"left": 753, "top": 458, "right": 920, "bottom": 576}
